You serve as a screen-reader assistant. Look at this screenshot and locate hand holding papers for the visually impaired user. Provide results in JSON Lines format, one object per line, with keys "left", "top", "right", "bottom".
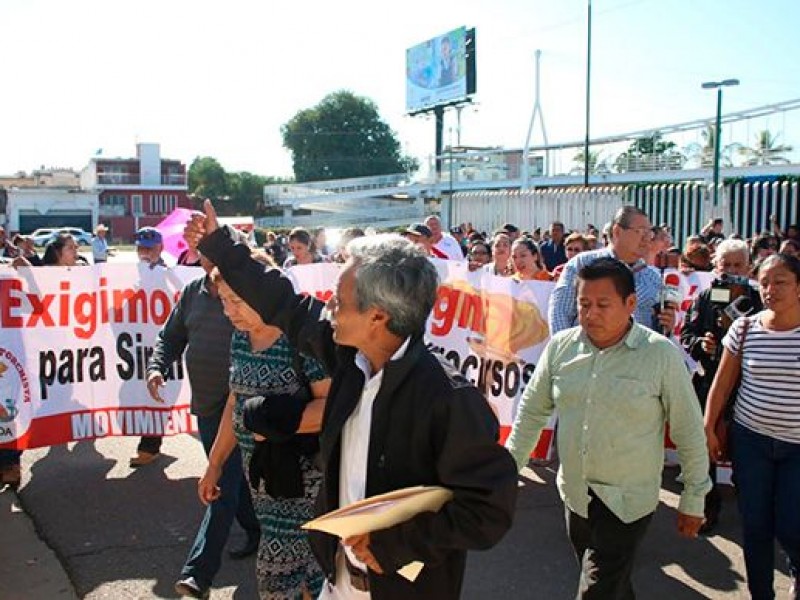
{"left": 303, "top": 485, "right": 453, "bottom": 581}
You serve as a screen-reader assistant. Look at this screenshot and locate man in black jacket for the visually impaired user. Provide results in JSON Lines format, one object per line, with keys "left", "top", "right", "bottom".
{"left": 190, "top": 200, "right": 517, "bottom": 600}
{"left": 146, "top": 255, "right": 260, "bottom": 598}
{"left": 680, "top": 238, "right": 761, "bottom": 533}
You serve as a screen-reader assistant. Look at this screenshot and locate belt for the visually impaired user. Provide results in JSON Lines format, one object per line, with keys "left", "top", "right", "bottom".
{"left": 344, "top": 553, "right": 370, "bottom": 592}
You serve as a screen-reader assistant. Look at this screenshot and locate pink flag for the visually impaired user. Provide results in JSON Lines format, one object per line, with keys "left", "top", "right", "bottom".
{"left": 155, "top": 207, "right": 195, "bottom": 260}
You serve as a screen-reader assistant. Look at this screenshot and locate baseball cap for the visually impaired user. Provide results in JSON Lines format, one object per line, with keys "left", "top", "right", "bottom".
{"left": 134, "top": 227, "right": 163, "bottom": 248}
{"left": 404, "top": 223, "right": 432, "bottom": 238}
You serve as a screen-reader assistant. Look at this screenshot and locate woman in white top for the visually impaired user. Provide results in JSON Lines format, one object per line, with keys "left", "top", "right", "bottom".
{"left": 705, "top": 253, "right": 800, "bottom": 600}
{"left": 483, "top": 232, "right": 512, "bottom": 277}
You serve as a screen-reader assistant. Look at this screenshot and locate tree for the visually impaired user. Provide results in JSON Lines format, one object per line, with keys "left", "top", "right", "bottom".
{"left": 739, "top": 129, "right": 793, "bottom": 166}
{"left": 188, "top": 156, "right": 228, "bottom": 202}
{"left": 281, "top": 90, "right": 418, "bottom": 182}
{"left": 684, "top": 124, "right": 742, "bottom": 169}
{"left": 570, "top": 150, "right": 609, "bottom": 175}
{"left": 614, "top": 131, "right": 686, "bottom": 172}
{"left": 226, "top": 171, "right": 266, "bottom": 216}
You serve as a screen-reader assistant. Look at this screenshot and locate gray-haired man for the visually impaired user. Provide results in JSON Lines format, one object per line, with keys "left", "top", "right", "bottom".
{"left": 187, "top": 200, "right": 517, "bottom": 600}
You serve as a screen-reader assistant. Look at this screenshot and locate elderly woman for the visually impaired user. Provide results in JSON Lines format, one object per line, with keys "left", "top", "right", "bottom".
{"left": 198, "top": 260, "right": 330, "bottom": 599}
{"left": 704, "top": 253, "right": 800, "bottom": 599}
{"left": 552, "top": 233, "right": 590, "bottom": 281}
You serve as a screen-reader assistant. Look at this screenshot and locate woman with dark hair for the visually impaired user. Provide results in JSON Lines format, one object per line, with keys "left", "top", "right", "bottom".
{"left": 511, "top": 238, "right": 551, "bottom": 281}
{"left": 483, "top": 232, "right": 512, "bottom": 277}
{"left": 705, "top": 253, "right": 800, "bottom": 599}
{"left": 467, "top": 240, "right": 491, "bottom": 271}
{"left": 283, "top": 228, "right": 325, "bottom": 268}
{"left": 198, "top": 262, "right": 330, "bottom": 599}
{"left": 43, "top": 233, "right": 80, "bottom": 266}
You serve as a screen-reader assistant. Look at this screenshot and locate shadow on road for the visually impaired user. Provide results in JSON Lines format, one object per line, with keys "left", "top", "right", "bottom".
{"left": 19, "top": 438, "right": 257, "bottom": 598}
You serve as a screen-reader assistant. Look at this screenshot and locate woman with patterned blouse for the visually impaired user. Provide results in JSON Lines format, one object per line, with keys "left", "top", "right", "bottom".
{"left": 198, "top": 267, "right": 330, "bottom": 600}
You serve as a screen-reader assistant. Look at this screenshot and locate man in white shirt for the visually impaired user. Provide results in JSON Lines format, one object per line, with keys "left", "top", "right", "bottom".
{"left": 424, "top": 215, "right": 464, "bottom": 260}
{"left": 192, "top": 201, "right": 518, "bottom": 599}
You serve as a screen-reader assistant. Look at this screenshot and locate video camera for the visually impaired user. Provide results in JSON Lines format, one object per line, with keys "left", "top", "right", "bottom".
{"left": 709, "top": 273, "right": 755, "bottom": 331}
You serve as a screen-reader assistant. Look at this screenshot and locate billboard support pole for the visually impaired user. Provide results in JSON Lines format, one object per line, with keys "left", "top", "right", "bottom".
{"left": 435, "top": 105, "right": 445, "bottom": 180}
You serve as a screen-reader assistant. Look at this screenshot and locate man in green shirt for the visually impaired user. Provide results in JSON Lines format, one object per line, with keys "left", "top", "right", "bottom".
{"left": 506, "top": 257, "right": 710, "bottom": 599}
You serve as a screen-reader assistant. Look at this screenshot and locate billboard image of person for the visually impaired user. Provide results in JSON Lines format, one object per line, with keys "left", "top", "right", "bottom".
{"left": 406, "top": 27, "right": 472, "bottom": 113}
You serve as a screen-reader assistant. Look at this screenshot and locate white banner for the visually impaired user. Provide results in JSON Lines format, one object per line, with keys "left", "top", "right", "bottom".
{"left": 1, "top": 261, "right": 719, "bottom": 457}
{"left": 0, "top": 264, "right": 198, "bottom": 449}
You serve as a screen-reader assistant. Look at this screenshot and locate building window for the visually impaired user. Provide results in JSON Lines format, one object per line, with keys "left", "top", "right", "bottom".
{"left": 132, "top": 194, "right": 143, "bottom": 215}
{"left": 150, "top": 194, "right": 176, "bottom": 214}
{"left": 102, "top": 194, "right": 126, "bottom": 207}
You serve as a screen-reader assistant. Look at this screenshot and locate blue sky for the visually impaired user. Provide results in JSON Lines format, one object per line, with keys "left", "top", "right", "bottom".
{"left": 1, "top": 0, "right": 798, "bottom": 178}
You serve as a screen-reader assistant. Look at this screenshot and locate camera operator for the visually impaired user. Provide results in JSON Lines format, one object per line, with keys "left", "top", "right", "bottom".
{"left": 680, "top": 238, "right": 762, "bottom": 533}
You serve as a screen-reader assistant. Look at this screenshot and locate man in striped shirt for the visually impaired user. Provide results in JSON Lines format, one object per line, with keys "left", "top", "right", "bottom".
{"left": 549, "top": 206, "right": 676, "bottom": 336}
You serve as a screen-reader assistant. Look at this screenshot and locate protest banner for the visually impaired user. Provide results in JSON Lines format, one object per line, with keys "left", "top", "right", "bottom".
{"left": 1, "top": 260, "right": 718, "bottom": 464}
{"left": 0, "top": 264, "right": 198, "bottom": 449}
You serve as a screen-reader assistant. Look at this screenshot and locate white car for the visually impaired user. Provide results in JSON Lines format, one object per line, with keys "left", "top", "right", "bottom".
{"left": 30, "top": 228, "right": 58, "bottom": 246}
{"left": 48, "top": 227, "right": 94, "bottom": 246}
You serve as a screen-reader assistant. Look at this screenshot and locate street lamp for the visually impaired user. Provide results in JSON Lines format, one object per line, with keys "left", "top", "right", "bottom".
{"left": 701, "top": 78, "right": 739, "bottom": 205}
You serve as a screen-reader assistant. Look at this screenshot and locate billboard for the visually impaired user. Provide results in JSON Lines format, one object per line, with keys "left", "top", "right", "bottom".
{"left": 406, "top": 27, "right": 476, "bottom": 114}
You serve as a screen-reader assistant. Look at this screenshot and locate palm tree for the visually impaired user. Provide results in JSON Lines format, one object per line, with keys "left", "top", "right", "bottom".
{"left": 685, "top": 124, "right": 740, "bottom": 169}
{"left": 571, "top": 150, "right": 606, "bottom": 174}
{"left": 739, "top": 130, "right": 793, "bottom": 166}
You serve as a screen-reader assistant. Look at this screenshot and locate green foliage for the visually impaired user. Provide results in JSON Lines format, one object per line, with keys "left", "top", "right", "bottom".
{"left": 188, "top": 157, "right": 291, "bottom": 216}
{"left": 281, "top": 90, "right": 418, "bottom": 182}
{"left": 739, "top": 130, "right": 793, "bottom": 166}
{"left": 614, "top": 131, "right": 686, "bottom": 172}
{"left": 187, "top": 156, "right": 228, "bottom": 202}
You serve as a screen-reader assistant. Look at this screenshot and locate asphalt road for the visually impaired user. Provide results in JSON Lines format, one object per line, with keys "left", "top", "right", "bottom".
{"left": 11, "top": 433, "right": 794, "bottom": 599}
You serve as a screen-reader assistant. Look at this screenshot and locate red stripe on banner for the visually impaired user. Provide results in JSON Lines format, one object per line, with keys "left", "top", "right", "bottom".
{"left": 498, "top": 425, "right": 555, "bottom": 460}
{"left": 0, "top": 405, "right": 196, "bottom": 450}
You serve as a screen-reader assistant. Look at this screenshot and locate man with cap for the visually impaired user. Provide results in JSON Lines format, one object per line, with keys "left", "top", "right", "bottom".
{"left": 131, "top": 226, "right": 168, "bottom": 466}
{"left": 402, "top": 223, "right": 447, "bottom": 258}
{"left": 424, "top": 215, "right": 464, "bottom": 259}
{"left": 91, "top": 224, "right": 114, "bottom": 264}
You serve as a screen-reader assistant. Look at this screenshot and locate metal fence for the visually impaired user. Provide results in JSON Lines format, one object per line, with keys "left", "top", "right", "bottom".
{"left": 450, "top": 180, "right": 800, "bottom": 246}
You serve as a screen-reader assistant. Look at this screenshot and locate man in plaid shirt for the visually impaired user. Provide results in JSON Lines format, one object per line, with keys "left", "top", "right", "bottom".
{"left": 549, "top": 206, "right": 676, "bottom": 336}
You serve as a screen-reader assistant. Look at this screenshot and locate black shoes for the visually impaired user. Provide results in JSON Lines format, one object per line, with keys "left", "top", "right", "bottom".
{"left": 228, "top": 534, "right": 260, "bottom": 560}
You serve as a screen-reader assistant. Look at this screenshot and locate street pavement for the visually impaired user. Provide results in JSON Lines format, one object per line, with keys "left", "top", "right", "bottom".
{"left": 2, "top": 433, "right": 794, "bottom": 599}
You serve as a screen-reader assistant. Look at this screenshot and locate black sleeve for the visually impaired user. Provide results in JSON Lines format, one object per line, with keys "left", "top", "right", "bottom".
{"left": 368, "top": 387, "right": 518, "bottom": 570}
{"left": 199, "top": 226, "right": 339, "bottom": 374}
{"left": 147, "top": 282, "right": 192, "bottom": 376}
{"left": 680, "top": 292, "right": 710, "bottom": 363}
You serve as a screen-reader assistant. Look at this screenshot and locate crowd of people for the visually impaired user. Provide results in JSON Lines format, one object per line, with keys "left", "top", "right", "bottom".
{"left": 1, "top": 204, "right": 798, "bottom": 599}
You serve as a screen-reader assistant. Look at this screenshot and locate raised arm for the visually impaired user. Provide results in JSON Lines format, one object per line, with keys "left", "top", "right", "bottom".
{"left": 192, "top": 201, "right": 338, "bottom": 373}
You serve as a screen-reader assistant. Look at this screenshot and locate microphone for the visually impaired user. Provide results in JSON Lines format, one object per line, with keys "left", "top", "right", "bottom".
{"left": 659, "top": 272, "right": 682, "bottom": 336}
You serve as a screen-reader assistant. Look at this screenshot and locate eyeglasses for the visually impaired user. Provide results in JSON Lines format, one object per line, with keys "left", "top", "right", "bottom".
{"left": 469, "top": 250, "right": 489, "bottom": 256}
{"left": 621, "top": 226, "right": 656, "bottom": 240}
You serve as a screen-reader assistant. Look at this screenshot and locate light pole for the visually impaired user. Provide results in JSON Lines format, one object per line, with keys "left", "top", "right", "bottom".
{"left": 701, "top": 78, "right": 739, "bottom": 205}
{"left": 583, "top": 0, "right": 592, "bottom": 187}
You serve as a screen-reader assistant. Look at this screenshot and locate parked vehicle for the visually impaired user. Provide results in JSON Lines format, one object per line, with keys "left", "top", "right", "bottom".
{"left": 47, "top": 227, "right": 93, "bottom": 246}
{"left": 30, "top": 228, "right": 59, "bottom": 247}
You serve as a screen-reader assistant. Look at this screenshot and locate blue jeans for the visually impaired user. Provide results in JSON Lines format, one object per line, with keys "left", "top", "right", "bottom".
{"left": 732, "top": 421, "right": 800, "bottom": 600}
{"left": 181, "top": 410, "right": 260, "bottom": 588}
